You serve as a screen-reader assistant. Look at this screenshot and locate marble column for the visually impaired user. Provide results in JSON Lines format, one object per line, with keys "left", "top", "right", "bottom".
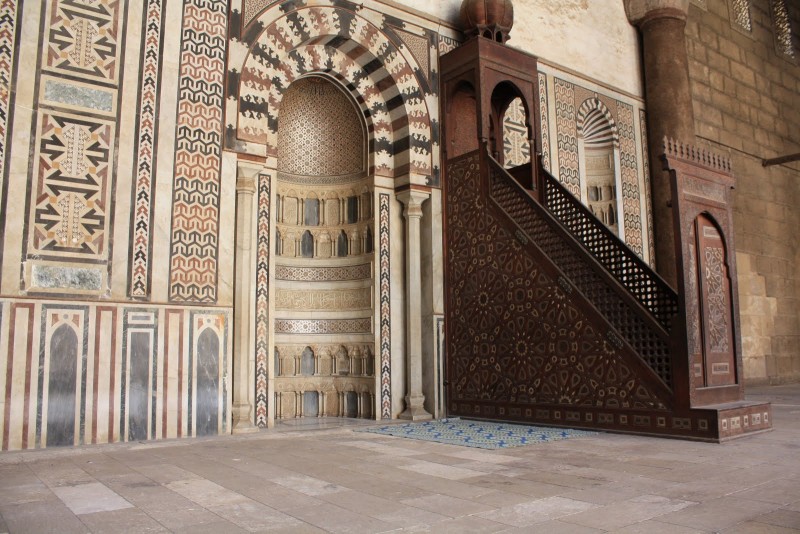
{"left": 626, "top": 0, "right": 695, "bottom": 287}
{"left": 397, "top": 189, "right": 433, "bottom": 421}
{"left": 232, "top": 162, "right": 260, "bottom": 433}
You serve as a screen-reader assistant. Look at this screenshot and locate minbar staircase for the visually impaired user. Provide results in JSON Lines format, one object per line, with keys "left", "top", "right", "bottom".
{"left": 443, "top": 142, "right": 772, "bottom": 441}
{"left": 440, "top": 34, "right": 770, "bottom": 441}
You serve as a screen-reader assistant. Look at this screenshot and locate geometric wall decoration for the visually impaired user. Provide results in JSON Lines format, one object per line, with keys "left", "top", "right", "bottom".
{"left": 538, "top": 73, "right": 551, "bottom": 172}
{"left": 502, "top": 98, "right": 531, "bottom": 168}
{"left": 553, "top": 78, "right": 581, "bottom": 196}
{"left": 168, "top": 0, "right": 227, "bottom": 303}
{"left": 639, "top": 110, "right": 656, "bottom": 265}
{"left": 37, "top": 305, "right": 90, "bottom": 448}
{"left": 379, "top": 193, "right": 392, "bottom": 419}
{"left": 616, "top": 101, "right": 644, "bottom": 255}
{"left": 189, "top": 311, "right": 228, "bottom": 436}
{"left": 122, "top": 309, "right": 158, "bottom": 442}
{"left": 24, "top": 0, "right": 126, "bottom": 295}
{"left": 129, "top": 0, "right": 167, "bottom": 299}
{"left": 0, "top": 0, "right": 21, "bottom": 274}
{"left": 445, "top": 152, "right": 669, "bottom": 422}
{"left": 255, "top": 174, "right": 270, "bottom": 428}
{"left": 0, "top": 300, "right": 231, "bottom": 450}
{"left": 231, "top": 4, "right": 434, "bottom": 178}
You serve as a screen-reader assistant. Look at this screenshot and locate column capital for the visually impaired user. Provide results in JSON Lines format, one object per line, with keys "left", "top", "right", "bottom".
{"left": 625, "top": 0, "right": 688, "bottom": 26}
{"left": 396, "top": 189, "right": 430, "bottom": 218}
{"left": 236, "top": 159, "right": 264, "bottom": 193}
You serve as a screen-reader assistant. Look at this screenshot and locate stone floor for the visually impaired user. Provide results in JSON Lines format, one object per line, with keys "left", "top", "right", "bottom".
{"left": 1, "top": 384, "right": 799, "bottom": 533}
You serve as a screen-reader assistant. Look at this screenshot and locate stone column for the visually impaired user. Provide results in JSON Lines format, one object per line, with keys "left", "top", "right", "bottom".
{"left": 232, "top": 162, "right": 259, "bottom": 433}
{"left": 397, "top": 189, "right": 433, "bottom": 421}
{"left": 626, "top": 0, "right": 695, "bottom": 287}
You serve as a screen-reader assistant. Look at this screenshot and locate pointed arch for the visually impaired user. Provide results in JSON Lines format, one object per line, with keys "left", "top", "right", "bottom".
{"left": 232, "top": 5, "right": 434, "bottom": 177}
{"left": 577, "top": 98, "right": 618, "bottom": 147}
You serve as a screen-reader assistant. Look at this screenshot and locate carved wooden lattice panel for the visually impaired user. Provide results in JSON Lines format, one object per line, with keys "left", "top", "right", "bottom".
{"left": 445, "top": 152, "right": 668, "bottom": 415}
{"left": 696, "top": 215, "right": 736, "bottom": 386}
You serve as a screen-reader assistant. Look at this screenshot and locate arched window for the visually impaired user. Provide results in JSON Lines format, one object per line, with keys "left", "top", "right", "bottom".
{"left": 502, "top": 97, "right": 531, "bottom": 169}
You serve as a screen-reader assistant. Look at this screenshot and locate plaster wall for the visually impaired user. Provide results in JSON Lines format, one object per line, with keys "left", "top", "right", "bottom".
{"left": 389, "top": 0, "right": 644, "bottom": 96}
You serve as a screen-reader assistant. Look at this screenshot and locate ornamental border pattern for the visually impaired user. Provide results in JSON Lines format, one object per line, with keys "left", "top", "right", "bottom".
{"left": 255, "top": 174, "right": 270, "bottom": 428}
{"left": 128, "top": 0, "right": 166, "bottom": 299}
{"left": 168, "top": 0, "right": 227, "bottom": 303}
{"left": 639, "top": 109, "right": 656, "bottom": 265}
{"left": 379, "top": 193, "right": 391, "bottom": 419}
{"left": 0, "top": 0, "right": 21, "bottom": 275}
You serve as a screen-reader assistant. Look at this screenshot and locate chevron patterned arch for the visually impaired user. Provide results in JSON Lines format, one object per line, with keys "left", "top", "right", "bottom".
{"left": 577, "top": 98, "right": 618, "bottom": 148}
{"left": 234, "top": 4, "right": 433, "bottom": 177}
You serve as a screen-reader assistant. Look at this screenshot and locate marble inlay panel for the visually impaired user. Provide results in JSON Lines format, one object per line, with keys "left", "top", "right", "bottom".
{"left": 195, "top": 329, "right": 220, "bottom": 437}
{"left": 43, "top": 79, "right": 114, "bottom": 113}
{"left": 274, "top": 319, "right": 372, "bottom": 335}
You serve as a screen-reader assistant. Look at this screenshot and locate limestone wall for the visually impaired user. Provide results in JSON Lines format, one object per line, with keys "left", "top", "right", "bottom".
{"left": 685, "top": 0, "right": 799, "bottom": 383}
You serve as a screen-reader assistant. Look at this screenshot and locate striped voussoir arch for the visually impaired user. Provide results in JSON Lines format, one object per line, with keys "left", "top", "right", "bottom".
{"left": 577, "top": 97, "right": 618, "bottom": 147}
{"left": 235, "top": 4, "right": 433, "bottom": 177}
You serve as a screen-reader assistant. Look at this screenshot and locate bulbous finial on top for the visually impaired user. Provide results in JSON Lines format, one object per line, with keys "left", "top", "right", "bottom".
{"left": 460, "top": 0, "right": 514, "bottom": 43}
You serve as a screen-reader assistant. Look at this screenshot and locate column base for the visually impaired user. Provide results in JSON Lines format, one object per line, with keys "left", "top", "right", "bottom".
{"left": 232, "top": 404, "right": 260, "bottom": 434}
{"left": 399, "top": 395, "right": 433, "bottom": 421}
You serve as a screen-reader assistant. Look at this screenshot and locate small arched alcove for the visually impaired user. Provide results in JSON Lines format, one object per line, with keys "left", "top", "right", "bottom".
{"left": 577, "top": 98, "right": 623, "bottom": 237}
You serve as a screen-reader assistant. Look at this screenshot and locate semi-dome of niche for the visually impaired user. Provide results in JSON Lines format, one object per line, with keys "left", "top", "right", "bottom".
{"left": 277, "top": 76, "right": 366, "bottom": 178}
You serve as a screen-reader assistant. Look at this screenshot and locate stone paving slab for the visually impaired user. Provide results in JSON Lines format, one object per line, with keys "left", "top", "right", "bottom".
{"left": 0, "top": 384, "right": 798, "bottom": 532}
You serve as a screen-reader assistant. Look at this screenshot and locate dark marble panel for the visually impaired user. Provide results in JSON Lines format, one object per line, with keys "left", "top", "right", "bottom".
{"left": 300, "top": 347, "right": 314, "bottom": 376}
{"left": 347, "top": 196, "right": 358, "bottom": 223}
{"left": 47, "top": 325, "right": 78, "bottom": 447}
{"left": 301, "top": 231, "right": 313, "bottom": 258}
{"left": 345, "top": 391, "right": 358, "bottom": 418}
{"left": 304, "top": 198, "right": 319, "bottom": 226}
{"left": 303, "top": 392, "right": 319, "bottom": 417}
{"left": 196, "top": 329, "right": 219, "bottom": 437}
{"left": 337, "top": 231, "right": 348, "bottom": 257}
{"left": 128, "top": 332, "right": 150, "bottom": 441}
{"left": 365, "top": 227, "right": 373, "bottom": 253}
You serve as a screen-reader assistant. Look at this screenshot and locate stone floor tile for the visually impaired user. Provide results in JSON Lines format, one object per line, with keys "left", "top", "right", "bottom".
{"left": 27, "top": 461, "right": 97, "bottom": 489}
{"left": 0, "top": 481, "right": 53, "bottom": 506}
{"left": 476, "top": 496, "right": 598, "bottom": 527}
{"left": 142, "top": 506, "right": 223, "bottom": 531}
{"left": 513, "top": 469, "right": 605, "bottom": 489}
{"left": 721, "top": 522, "right": 800, "bottom": 533}
{"left": 561, "top": 484, "right": 647, "bottom": 505}
{"left": 657, "top": 496, "right": 783, "bottom": 531}
{"left": 166, "top": 478, "right": 251, "bottom": 508}
{"left": 401, "top": 515, "right": 509, "bottom": 533}
{"left": 653, "top": 477, "right": 747, "bottom": 502}
{"left": 559, "top": 493, "right": 695, "bottom": 530}
{"left": 371, "top": 506, "right": 450, "bottom": 528}
{"left": 270, "top": 474, "right": 346, "bottom": 496}
{"left": 402, "top": 493, "right": 495, "bottom": 518}
{"left": 497, "top": 519, "right": 605, "bottom": 533}
{"left": 283, "top": 501, "right": 396, "bottom": 533}
{"left": 170, "top": 519, "right": 249, "bottom": 533}
{"left": 732, "top": 479, "right": 800, "bottom": 505}
{"left": 612, "top": 519, "right": 708, "bottom": 533}
{"left": 460, "top": 474, "right": 569, "bottom": 498}
{"left": 0, "top": 501, "right": 89, "bottom": 534}
{"left": 51, "top": 482, "right": 133, "bottom": 515}
{"left": 468, "top": 489, "right": 539, "bottom": 508}
{"left": 399, "top": 461, "right": 487, "bottom": 480}
{"left": 77, "top": 508, "right": 167, "bottom": 533}
{"left": 208, "top": 500, "right": 306, "bottom": 532}
{"left": 751, "top": 509, "right": 800, "bottom": 529}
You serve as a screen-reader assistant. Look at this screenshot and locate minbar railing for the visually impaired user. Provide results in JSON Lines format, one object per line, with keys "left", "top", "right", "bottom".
{"left": 488, "top": 152, "right": 674, "bottom": 387}
{"left": 541, "top": 170, "right": 679, "bottom": 331}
